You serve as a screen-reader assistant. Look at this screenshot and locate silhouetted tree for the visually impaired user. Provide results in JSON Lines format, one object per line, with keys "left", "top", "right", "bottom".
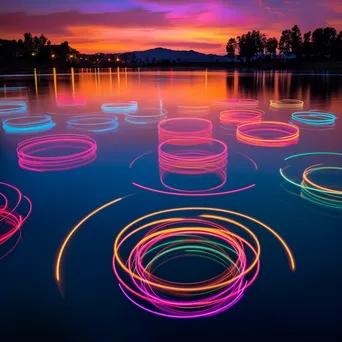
{"left": 226, "top": 38, "right": 237, "bottom": 57}
{"left": 302, "top": 31, "right": 313, "bottom": 55}
{"left": 39, "top": 34, "right": 48, "bottom": 47}
{"left": 237, "top": 30, "right": 266, "bottom": 62}
{"left": 332, "top": 31, "right": 342, "bottom": 58}
{"left": 266, "top": 37, "right": 278, "bottom": 55}
{"left": 290, "top": 25, "right": 303, "bottom": 56}
{"left": 312, "top": 27, "right": 337, "bottom": 57}
{"left": 23, "top": 32, "right": 33, "bottom": 54}
{"left": 279, "top": 29, "right": 291, "bottom": 54}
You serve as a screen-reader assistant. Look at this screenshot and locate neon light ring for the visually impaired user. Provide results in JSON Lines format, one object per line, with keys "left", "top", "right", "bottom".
{"left": 125, "top": 108, "right": 167, "bottom": 125}
{"left": 280, "top": 152, "right": 342, "bottom": 210}
{"left": 290, "top": 111, "right": 337, "bottom": 127}
{"left": 66, "top": 115, "right": 118, "bottom": 133}
{"left": 130, "top": 142, "right": 257, "bottom": 196}
{"left": 0, "top": 182, "right": 32, "bottom": 261}
{"left": 54, "top": 199, "right": 295, "bottom": 316}
{"left": 0, "top": 100, "right": 27, "bottom": 116}
{"left": 220, "top": 109, "right": 264, "bottom": 127}
{"left": 215, "top": 99, "right": 259, "bottom": 109}
{"left": 101, "top": 101, "right": 138, "bottom": 114}
{"left": 2, "top": 115, "right": 56, "bottom": 134}
{"left": 236, "top": 121, "right": 300, "bottom": 147}
{"left": 56, "top": 95, "right": 87, "bottom": 107}
{"left": 158, "top": 118, "right": 213, "bottom": 145}
{"left": 178, "top": 105, "right": 210, "bottom": 116}
{"left": 112, "top": 207, "right": 295, "bottom": 318}
{"left": 158, "top": 138, "right": 227, "bottom": 194}
{"left": 270, "top": 99, "right": 304, "bottom": 110}
{"left": 17, "top": 134, "right": 97, "bottom": 172}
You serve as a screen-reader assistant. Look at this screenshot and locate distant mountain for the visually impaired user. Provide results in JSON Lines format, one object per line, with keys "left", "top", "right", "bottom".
{"left": 129, "top": 47, "right": 227, "bottom": 63}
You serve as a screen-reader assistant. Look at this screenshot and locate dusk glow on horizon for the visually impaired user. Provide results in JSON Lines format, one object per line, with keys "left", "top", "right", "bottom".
{"left": 1, "top": 0, "right": 342, "bottom": 54}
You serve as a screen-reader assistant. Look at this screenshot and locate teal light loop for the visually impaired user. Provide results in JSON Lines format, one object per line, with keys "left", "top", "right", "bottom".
{"left": 290, "top": 111, "right": 337, "bottom": 126}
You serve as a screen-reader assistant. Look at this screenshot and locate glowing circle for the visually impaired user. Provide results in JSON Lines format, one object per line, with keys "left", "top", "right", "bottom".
{"left": 17, "top": 134, "right": 97, "bottom": 172}
{"left": 2, "top": 115, "right": 56, "bottom": 134}
{"left": 101, "top": 101, "right": 138, "bottom": 114}
{"left": 237, "top": 121, "right": 300, "bottom": 147}
{"left": 113, "top": 207, "right": 295, "bottom": 318}
{"left": 158, "top": 138, "right": 227, "bottom": 175}
{"left": 125, "top": 108, "right": 167, "bottom": 125}
{"left": 280, "top": 152, "right": 342, "bottom": 210}
{"left": 66, "top": 115, "right": 118, "bottom": 133}
{"left": 0, "top": 182, "right": 32, "bottom": 260}
{"left": 290, "top": 111, "right": 337, "bottom": 127}
{"left": 270, "top": 99, "right": 304, "bottom": 110}
{"left": 158, "top": 118, "right": 213, "bottom": 145}
{"left": 0, "top": 100, "right": 27, "bottom": 116}
{"left": 220, "top": 109, "right": 264, "bottom": 126}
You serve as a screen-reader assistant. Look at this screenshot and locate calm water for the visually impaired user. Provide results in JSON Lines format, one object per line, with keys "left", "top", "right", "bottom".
{"left": 1, "top": 70, "right": 341, "bottom": 341}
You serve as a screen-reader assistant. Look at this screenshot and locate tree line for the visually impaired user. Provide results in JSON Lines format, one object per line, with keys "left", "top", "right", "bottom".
{"left": 0, "top": 32, "right": 75, "bottom": 63}
{"left": 226, "top": 25, "right": 342, "bottom": 62}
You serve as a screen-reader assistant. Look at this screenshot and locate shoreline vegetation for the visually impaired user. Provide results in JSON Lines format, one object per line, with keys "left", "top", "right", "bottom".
{"left": 1, "top": 24, "right": 342, "bottom": 73}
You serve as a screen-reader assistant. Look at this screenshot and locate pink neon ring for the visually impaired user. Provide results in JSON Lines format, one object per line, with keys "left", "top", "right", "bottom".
{"left": 17, "top": 134, "right": 97, "bottom": 171}
{"left": 158, "top": 118, "right": 213, "bottom": 145}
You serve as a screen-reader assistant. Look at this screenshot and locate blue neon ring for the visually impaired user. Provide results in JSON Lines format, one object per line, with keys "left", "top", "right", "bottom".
{"left": 66, "top": 115, "right": 118, "bottom": 132}
{"left": 124, "top": 108, "right": 167, "bottom": 125}
{"left": 0, "top": 101, "right": 27, "bottom": 115}
{"left": 291, "top": 111, "right": 337, "bottom": 126}
{"left": 2, "top": 115, "right": 56, "bottom": 133}
{"left": 101, "top": 101, "right": 138, "bottom": 114}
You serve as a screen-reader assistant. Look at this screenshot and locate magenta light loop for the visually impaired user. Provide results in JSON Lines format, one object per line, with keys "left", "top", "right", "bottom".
{"left": 0, "top": 182, "right": 32, "bottom": 260}
{"left": 158, "top": 118, "right": 213, "bottom": 145}
{"left": 158, "top": 138, "right": 228, "bottom": 175}
{"left": 16, "top": 134, "right": 97, "bottom": 172}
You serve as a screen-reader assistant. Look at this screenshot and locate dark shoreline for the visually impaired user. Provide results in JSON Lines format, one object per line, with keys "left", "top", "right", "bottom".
{"left": 1, "top": 60, "right": 342, "bottom": 75}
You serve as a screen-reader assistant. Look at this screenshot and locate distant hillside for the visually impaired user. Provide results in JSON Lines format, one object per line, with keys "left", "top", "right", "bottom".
{"left": 130, "top": 47, "right": 227, "bottom": 63}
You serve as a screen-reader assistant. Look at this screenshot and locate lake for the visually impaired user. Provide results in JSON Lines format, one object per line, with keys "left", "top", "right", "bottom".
{"left": 1, "top": 69, "right": 341, "bottom": 341}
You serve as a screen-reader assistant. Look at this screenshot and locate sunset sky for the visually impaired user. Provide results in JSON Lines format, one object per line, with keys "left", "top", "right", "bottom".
{"left": 1, "top": 0, "right": 341, "bottom": 54}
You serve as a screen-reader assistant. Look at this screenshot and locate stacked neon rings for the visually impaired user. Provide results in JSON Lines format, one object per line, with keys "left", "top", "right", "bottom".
{"left": 101, "top": 101, "right": 138, "bottom": 114}
{"left": 220, "top": 109, "right": 264, "bottom": 126}
{"left": 0, "top": 182, "right": 32, "bottom": 260}
{"left": 178, "top": 105, "right": 210, "bottom": 116}
{"left": 66, "top": 115, "right": 118, "bottom": 133}
{"left": 2, "top": 115, "right": 56, "bottom": 134}
{"left": 215, "top": 99, "right": 259, "bottom": 109}
{"left": 158, "top": 138, "right": 227, "bottom": 194}
{"left": 113, "top": 207, "right": 295, "bottom": 318}
{"left": 56, "top": 95, "right": 87, "bottom": 107}
{"left": 159, "top": 138, "right": 227, "bottom": 175}
{"left": 158, "top": 118, "right": 213, "bottom": 145}
{"left": 301, "top": 165, "right": 342, "bottom": 210}
{"left": 270, "top": 99, "right": 304, "bottom": 110}
{"left": 0, "top": 100, "right": 27, "bottom": 116}
{"left": 237, "top": 121, "right": 300, "bottom": 147}
{"left": 125, "top": 108, "right": 167, "bottom": 125}
{"left": 280, "top": 152, "right": 342, "bottom": 210}
{"left": 290, "top": 111, "right": 337, "bottom": 127}
{"left": 17, "top": 134, "right": 97, "bottom": 172}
